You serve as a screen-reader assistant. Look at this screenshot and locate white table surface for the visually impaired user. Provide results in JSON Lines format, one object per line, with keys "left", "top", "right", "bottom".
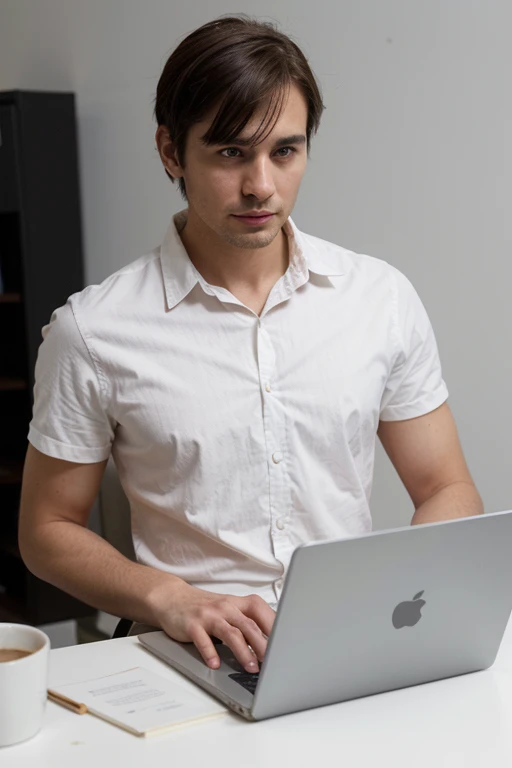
{"left": 3, "top": 618, "right": 512, "bottom": 768}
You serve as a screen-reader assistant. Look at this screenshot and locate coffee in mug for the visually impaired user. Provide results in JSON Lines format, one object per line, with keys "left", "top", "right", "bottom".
{"left": 0, "top": 648, "right": 34, "bottom": 662}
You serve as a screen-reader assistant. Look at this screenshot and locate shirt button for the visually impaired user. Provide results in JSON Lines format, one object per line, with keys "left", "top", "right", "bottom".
{"left": 276, "top": 518, "right": 285, "bottom": 531}
{"left": 265, "top": 383, "right": 272, "bottom": 393}
{"left": 272, "top": 451, "right": 283, "bottom": 464}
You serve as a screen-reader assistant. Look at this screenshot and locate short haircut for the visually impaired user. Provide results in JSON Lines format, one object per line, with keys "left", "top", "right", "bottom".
{"left": 154, "top": 14, "right": 325, "bottom": 200}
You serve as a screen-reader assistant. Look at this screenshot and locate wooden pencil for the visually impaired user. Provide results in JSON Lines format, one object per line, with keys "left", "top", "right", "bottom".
{"left": 47, "top": 689, "right": 88, "bottom": 715}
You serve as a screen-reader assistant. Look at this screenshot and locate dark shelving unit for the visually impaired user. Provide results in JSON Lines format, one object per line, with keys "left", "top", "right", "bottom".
{"left": 0, "top": 89, "right": 95, "bottom": 625}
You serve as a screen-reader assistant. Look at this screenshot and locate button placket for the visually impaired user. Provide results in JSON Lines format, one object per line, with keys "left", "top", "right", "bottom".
{"left": 256, "top": 321, "right": 289, "bottom": 556}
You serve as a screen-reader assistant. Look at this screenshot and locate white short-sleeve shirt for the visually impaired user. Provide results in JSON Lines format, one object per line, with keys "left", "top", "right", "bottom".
{"left": 28, "top": 210, "right": 448, "bottom": 605}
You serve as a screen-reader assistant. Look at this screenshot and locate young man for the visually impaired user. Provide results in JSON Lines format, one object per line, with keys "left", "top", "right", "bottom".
{"left": 19, "top": 16, "right": 482, "bottom": 675}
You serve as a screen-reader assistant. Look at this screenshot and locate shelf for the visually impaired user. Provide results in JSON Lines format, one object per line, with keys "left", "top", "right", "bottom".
{"left": 0, "top": 293, "right": 21, "bottom": 303}
{"left": 0, "top": 89, "right": 90, "bottom": 627}
{"left": 0, "top": 460, "right": 23, "bottom": 485}
{"left": 0, "top": 377, "right": 27, "bottom": 391}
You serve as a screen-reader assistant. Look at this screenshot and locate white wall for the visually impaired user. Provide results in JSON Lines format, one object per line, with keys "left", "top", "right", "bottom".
{"left": 1, "top": 0, "right": 511, "bottom": 530}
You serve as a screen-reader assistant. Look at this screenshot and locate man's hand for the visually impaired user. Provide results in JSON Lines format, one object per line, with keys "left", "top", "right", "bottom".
{"left": 150, "top": 581, "right": 276, "bottom": 673}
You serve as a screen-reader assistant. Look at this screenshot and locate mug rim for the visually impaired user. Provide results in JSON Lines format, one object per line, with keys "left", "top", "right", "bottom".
{"left": 0, "top": 622, "right": 50, "bottom": 666}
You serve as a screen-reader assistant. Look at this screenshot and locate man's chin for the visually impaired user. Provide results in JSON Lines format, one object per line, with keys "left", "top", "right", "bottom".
{"left": 226, "top": 231, "right": 280, "bottom": 250}
{"left": 223, "top": 220, "right": 283, "bottom": 250}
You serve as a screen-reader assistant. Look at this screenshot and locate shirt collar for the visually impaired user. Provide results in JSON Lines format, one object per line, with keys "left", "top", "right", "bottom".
{"left": 159, "top": 209, "right": 345, "bottom": 311}
{"left": 285, "top": 216, "right": 346, "bottom": 278}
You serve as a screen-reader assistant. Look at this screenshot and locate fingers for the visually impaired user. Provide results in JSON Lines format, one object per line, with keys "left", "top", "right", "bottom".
{"left": 209, "top": 595, "right": 276, "bottom": 671}
{"left": 229, "top": 613, "right": 268, "bottom": 663}
{"left": 188, "top": 624, "right": 222, "bottom": 670}
{"left": 212, "top": 620, "right": 261, "bottom": 673}
{"left": 170, "top": 591, "right": 278, "bottom": 673}
{"left": 188, "top": 615, "right": 259, "bottom": 672}
{"left": 238, "top": 594, "right": 277, "bottom": 638}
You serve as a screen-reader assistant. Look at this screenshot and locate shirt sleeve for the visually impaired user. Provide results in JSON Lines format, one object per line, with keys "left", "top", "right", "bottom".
{"left": 379, "top": 267, "right": 449, "bottom": 421}
{"left": 28, "top": 300, "right": 115, "bottom": 462}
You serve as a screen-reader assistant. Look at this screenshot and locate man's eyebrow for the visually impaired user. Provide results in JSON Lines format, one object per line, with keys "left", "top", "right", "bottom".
{"left": 210, "top": 134, "right": 307, "bottom": 149}
{"left": 273, "top": 134, "right": 306, "bottom": 149}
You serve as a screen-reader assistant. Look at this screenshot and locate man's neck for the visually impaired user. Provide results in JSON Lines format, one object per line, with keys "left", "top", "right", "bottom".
{"left": 178, "top": 208, "right": 289, "bottom": 296}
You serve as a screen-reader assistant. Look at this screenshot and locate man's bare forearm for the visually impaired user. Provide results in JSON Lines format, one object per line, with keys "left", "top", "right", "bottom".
{"left": 411, "top": 480, "right": 483, "bottom": 526}
{"left": 19, "top": 520, "right": 184, "bottom": 625}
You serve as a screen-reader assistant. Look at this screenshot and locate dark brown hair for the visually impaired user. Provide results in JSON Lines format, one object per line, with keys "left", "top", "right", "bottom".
{"left": 154, "top": 14, "right": 325, "bottom": 200}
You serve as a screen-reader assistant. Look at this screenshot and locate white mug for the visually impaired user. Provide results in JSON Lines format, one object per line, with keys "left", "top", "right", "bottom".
{"left": 0, "top": 623, "right": 50, "bottom": 747}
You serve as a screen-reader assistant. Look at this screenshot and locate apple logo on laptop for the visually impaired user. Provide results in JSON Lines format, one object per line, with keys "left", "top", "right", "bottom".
{"left": 392, "top": 591, "right": 426, "bottom": 629}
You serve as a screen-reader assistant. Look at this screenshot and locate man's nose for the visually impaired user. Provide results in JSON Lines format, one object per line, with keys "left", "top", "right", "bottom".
{"left": 241, "top": 157, "right": 276, "bottom": 200}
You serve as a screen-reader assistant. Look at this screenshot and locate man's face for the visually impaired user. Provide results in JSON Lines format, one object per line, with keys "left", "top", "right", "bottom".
{"left": 166, "top": 84, "right": 309, "bottom": 250}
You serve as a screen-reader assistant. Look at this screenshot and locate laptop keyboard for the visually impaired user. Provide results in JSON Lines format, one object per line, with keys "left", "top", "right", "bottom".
{"left": 228, "top": 671, "right": 260, "bottom": 694}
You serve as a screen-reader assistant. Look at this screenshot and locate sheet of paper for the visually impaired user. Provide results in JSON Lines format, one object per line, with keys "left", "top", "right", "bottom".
{"left": 51, "top": 667, "right": 227, "bottom": 735}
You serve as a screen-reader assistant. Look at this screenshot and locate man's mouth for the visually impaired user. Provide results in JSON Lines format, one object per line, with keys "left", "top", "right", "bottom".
{"left": 232, "top": 213, "right": 275, "bottom": 225}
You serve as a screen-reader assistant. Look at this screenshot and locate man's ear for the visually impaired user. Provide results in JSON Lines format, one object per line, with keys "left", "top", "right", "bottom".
{"left": 155, "top": 125, "right": 184, "bottom": 179}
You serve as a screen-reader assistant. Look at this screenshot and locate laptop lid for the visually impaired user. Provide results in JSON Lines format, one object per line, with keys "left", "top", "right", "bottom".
{"left": 250, "top": 509, "right": 512, "bottom": 719}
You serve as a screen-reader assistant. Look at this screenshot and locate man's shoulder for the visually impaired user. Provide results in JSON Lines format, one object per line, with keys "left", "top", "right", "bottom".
{"left": 299, "top": 226, "right": 397, "bottom": 282}
{"left": 68, "top": 249, "right": 162, "bottom": 316}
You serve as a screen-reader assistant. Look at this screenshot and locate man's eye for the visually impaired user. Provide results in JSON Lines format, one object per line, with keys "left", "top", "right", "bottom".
{"left": 220, "top": 148, "right": 241, "bottom": 158}
{"left": 275, "top": 147, "right": 296, "bottom": 158}
{"left": 219, "top": 146, "right": 297, "bottom": 159}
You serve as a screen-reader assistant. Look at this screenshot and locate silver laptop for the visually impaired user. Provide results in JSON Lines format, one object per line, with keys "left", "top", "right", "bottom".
{"left": 138, "top": 509, "right": 512, "bottom": 721}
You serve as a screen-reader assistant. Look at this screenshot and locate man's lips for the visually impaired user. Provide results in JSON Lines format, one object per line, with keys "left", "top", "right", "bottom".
{"left": 232, "top": 213, "right": 275, "bottom": 225}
